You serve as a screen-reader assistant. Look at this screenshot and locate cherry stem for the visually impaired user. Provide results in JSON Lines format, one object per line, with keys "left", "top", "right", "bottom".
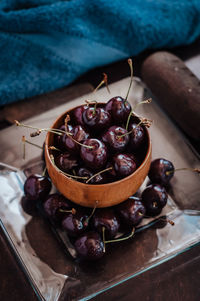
{"left": 49, "top": 146, "right": 62, "bottom": 152}
{"left": 42, "top": 166, "right": 47, "bottom": 177}
{"left": 132, "top": 98, "right": 152, "bottom": 112}
{"left": 66, "top": 133, "right": 94, "bottom": 149}
{"left": 22, "top": 136, "right": 26, "bottom": 160}
{"left": 125, "top": 58, "right": 133, "bottom": 101}
{"left": 102, "top": 226, "right": 106, "bottom": 253}
{"left": 84, "top": 201, "right": 98, "bottom": 225}
{"left": 22, "top": 136, "right": 43, "bottom": 149}
{"left": 64, "top": 115, "right": 71, "bottom": 132}
{"left": 86, "top": 167, "right": 113, "bottom": 184}
{"left": 153, "top": 202, "right": 157, "bottom": 208}
{"left": 92, "top": 101, "right": 98, "bottom": 117}
{"left": 142, "top": 213, "right": 175, "bottom": 226}
{"left": 117, "top": 129, "right": 133, "bottom": 139}
{"left": 117, "top": 119, "right": 152, "bottom": 139}
{"left": 15, "top": 120, "right": 66, "bottom": 136}
{"left": 104, "top": 227, "right": 135, "bottom": 244}
{"left": 125, "top": 98, "right": 152, "bottom": 130}
{"left": 50, "top": 154, "right": 89, "bottom": 180}
{"left": 15, "top": 120, "right": 93, "bottom": 150}
{"left": 59, "top": 208, "right": 76, "bottom": 215}
{"left": 93, "top": 73, "right": 110, "bottom": 94}
{"left": 166, "top": 167, "right": 200, "bottom": 175}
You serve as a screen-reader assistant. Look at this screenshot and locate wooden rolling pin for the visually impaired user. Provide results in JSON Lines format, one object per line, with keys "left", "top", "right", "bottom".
{"left": 141, "top": 51, "right": 200, "bottom": 140}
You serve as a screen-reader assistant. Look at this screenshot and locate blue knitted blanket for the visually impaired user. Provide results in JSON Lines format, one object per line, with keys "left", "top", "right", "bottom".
{"left": 0, "top": 0, "right": 200, "bottom": 105}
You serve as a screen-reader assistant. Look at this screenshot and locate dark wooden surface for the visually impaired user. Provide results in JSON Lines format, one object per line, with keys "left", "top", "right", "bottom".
{"left": 0, "top": 40, "right": 200, "bottom": 301}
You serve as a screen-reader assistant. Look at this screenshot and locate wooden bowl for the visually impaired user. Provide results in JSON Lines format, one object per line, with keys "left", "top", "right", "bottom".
{"left": 45, "top": 105, "right": 152, "bottom": 208}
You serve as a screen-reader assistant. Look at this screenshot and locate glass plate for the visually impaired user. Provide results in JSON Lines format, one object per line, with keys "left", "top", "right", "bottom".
{"left": 0, "top": 78, "right": 200, "bottom": 301}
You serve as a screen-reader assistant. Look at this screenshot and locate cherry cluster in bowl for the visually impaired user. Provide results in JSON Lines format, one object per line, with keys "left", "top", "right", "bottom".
{"left": 23, "top": 157, "right": 176, "bottom": 261}
{"left": 50, "top": 96, "right": 150, "bottom": 184}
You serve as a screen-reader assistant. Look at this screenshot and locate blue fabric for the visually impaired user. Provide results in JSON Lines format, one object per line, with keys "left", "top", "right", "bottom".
{"left": 0, "top": 0, "right": 200, "bottom": 105}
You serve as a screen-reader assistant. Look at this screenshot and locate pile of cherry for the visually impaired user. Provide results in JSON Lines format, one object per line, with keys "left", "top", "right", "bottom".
{"left": 20, "top": 61, "right": 176, "bottom": 261}
{"left": 50, "top": 99, "right": 150, "bottom": 184}
{"left": 19, "top": 59, "right": 199, "bottom": 261}
{"left": 23, "top": 157, "right": 175, "bottom": 261}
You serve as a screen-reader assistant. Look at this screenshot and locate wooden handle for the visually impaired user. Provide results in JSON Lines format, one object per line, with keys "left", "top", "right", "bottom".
{"left": 141, "top": 51, "right": 200, "bottom": 140}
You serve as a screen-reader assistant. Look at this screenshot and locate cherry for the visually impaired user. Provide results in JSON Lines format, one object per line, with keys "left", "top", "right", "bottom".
{"left": 55, "top": 152, "right": 78, "bottom": 172}
{"left": 55, "top": 124, "right": 70, "bottom": 149}
{"left": 24, "top": 174, "right": 52, "bottom": 201}
{"left": 149, "top": 158, "right": 200, "bottom": 186}
{"left": 105, "top": 162, "right": 118, "bottom": 182}
{"left": 105, "top": 59, "right": 133, "bottom": 123}
{"left": 116, "top": 196, "right": 145, "bottom": 227}
{"left": 148, "top": 158, "right": 174, "bottom": 185}
{"left": 113, "top": 153, "right": 137, "bottom": 178}
{"left": 128, "top": 122, "right": 145, "bottom": 150}
{"left": 72, "top": 105, "right": 88, "bottom": 126}
{"left": 91, "top": 208, "right": 120, "bottom": 239}
{"left": 141, "top": 184, "right": 168, "bottom": 216}
{"left": 76, "top": 167, "right": 92, "bottom": 181}
{"left": 21, "top": 196, "right": 39, "bottom": 216}
{"left": 74, "top": 231, "right": 105, "bottom": 261}
{"left": 62, "top": 125, "right": 90, "bottom": 153}
{"left": 43, "top": 193, "right": 74, "bottom": 221}
{"left": 77, "top": 167, "right": 106, "bottom": 184}
{"left": 83, "top": 106, "right": 111, "bottom": 132}
{"left": 62, "top": 209, "right": 89, "bottom": 237}
{"left": 102, "top": 126, "right": 129, "bottom": 153}
{"left": 80, "top": 138, "right": 108, "bottom": 170}
{"left": 105, "top": 96, "right": 131, "bottom": 124}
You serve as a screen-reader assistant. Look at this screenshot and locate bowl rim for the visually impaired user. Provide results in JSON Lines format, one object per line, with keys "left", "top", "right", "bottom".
{"left": 45, "top": 103, "right": 152, "bottom": 188}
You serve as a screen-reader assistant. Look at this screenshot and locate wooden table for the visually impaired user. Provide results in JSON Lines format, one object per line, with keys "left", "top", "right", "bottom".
{"left": 0, "top": 44, "right": 200, "bottom": 301}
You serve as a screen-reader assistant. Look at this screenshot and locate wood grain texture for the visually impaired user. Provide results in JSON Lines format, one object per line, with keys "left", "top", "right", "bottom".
{"left": 141, "top": 51, "right": 200, "bottom": 140}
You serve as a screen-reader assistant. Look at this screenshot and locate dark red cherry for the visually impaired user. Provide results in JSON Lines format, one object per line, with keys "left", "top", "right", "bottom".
{"left": 141, "top": 184, "right": 168, "bottom": 216}
{"left": 43, "top": 193, "right": 73, "bottom": 221}
{"left": 148, "top": 158, "right": 175, "bottom": 185}
{"left": 105, "top": 162, "right": 118, "bottom": 182}
{"left": 116, "top": 196, "right": 145, "bottom": 227}
{"left": 128, "top": 122, "right": 145, "bottom": 150}
{"left": 102, "top": 126, "right": 129, "bottom": 153}
{"left": 74, "top": 231, "right": 105, "bottom": 261}
{"left": 24, "top": 174, "right": 52, "bottom": 201}
{"left": 55, "top": 124, "right": 72, "bottom": 149}
{"left": 77, "top": 167, "right": 93, "bottom": 181}
{"left": 62, "top": 209, "right": 89, "bottom": 237}
{"left": 77, "top": 167, "right": 106, "bottom": 184}
{"left": 113, "top": 153, "right": 137, "bottom": 178}
{"left": 80, "top": 139, "right": 108, "bottom": 170}
{"left": 55, "top": 152, "right": 78, "bottom": 172}
{"left": 72, "top": 105, "right": 88, "bottom": 126}
{"left": 91, "top": 208, "right": 120, "bottom": 239}
{"left": 89, "top": 172, "right": 107, "bottom": 185}
{"left": 105, "top": 96, "right": 131, "bottom": 123}
{"left": 62, "top": 125, "right": 90, "bottom": 153}
{"left": 83, "top": 107, "right": 111, "bottom": 132}
{"left": 21, "top": 196, "right": 39, "bottom": 216}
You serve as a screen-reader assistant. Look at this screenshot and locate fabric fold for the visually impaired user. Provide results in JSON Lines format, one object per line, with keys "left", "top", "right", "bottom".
{"left": 0, "top": 0, "right": 200, "bottom": 105}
